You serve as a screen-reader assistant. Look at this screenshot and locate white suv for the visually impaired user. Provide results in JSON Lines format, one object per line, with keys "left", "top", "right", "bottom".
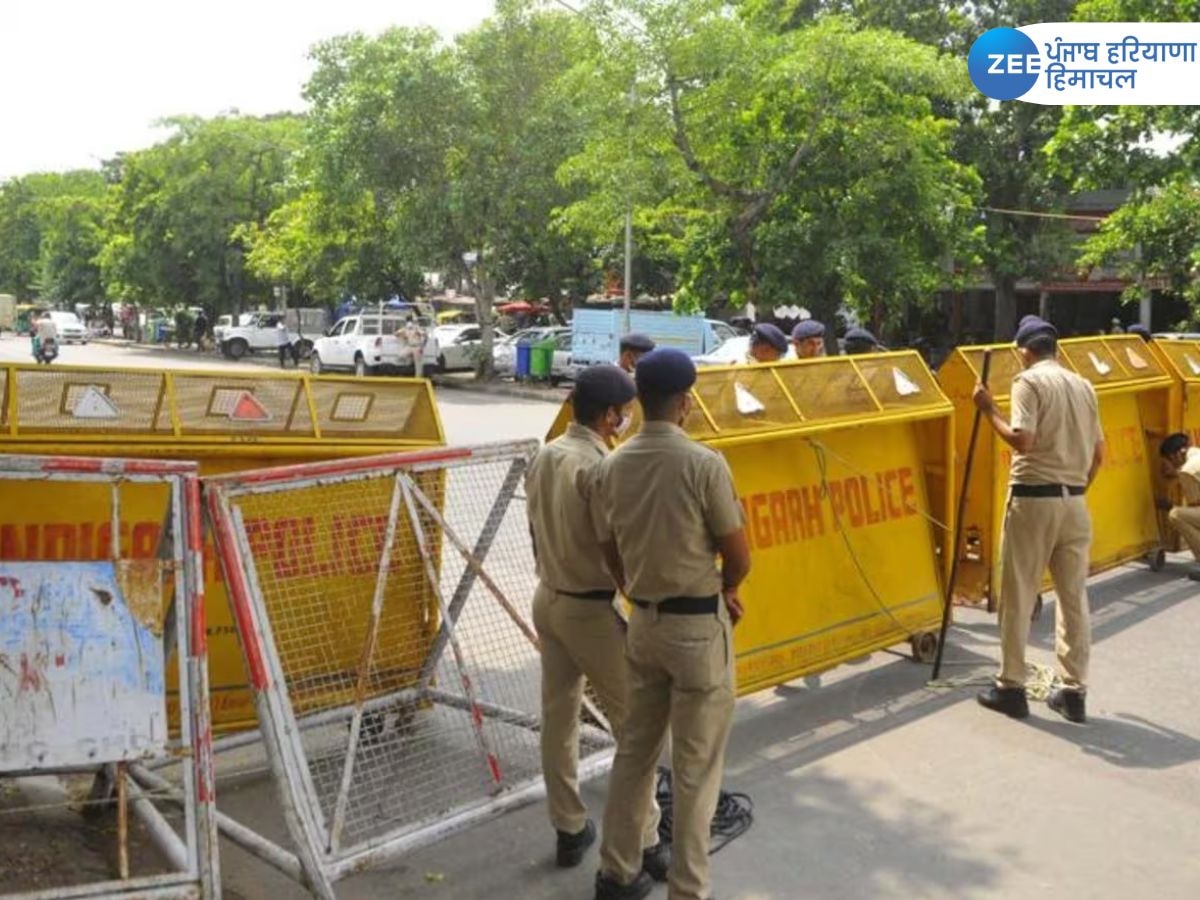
{"left": 310, "top": 314, "right": 438, "bottom": 377}
{"left": 48, "top": 311, "right": 88, "bottom": 344}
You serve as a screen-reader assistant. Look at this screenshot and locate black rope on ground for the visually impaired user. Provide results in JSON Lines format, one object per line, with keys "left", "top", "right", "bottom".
{"left": 655, "top": 766, "right": 753, "bottom": 854}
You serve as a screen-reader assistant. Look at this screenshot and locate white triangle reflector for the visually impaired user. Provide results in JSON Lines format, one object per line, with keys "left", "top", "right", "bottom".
{"left": 1125, "top": 347, "right": 1148, "bottom": 370}
{"left": 893, "top": 368, "right": 921, "bottom": 396}
{"left": 1088, "top": 352, "right": 1112, "bottom": 375}
{"left": 734, "top": 382, "right": 765, "bottom": 415}
{"left": 72, "top": 386, "right": 119, "bottom": 419}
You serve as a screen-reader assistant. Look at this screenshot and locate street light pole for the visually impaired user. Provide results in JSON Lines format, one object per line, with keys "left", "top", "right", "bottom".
{"left": 623, "top": 208, "right": 633, "bottom": 334}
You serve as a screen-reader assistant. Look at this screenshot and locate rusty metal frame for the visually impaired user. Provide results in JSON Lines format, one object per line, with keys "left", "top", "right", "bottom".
{"left": 202, "top": 440, "right": 613, "bottom": 894}
{"left": 0, "top": 454, "right": 218, "bottom": 900}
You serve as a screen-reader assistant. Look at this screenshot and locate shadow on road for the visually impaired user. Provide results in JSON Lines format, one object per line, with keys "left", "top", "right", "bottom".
{"left": 1026, "top": 712, "right": 1200, "bottom": 770}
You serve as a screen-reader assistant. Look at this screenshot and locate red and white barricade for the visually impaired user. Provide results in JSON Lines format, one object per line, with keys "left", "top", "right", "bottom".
{"left": 203, "top": 441, "right": 614, "bottom": 897}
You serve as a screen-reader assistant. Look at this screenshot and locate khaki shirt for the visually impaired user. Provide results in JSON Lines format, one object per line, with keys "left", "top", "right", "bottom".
{"left": 1179, "top": 447, "right": 1200, "bottom": 505}
{"left": 593, "top": 421, "right": 744, "bottom": 602}
{"left": 1009, "top": 359, "right": 1102, "bottom": 487}
{"left": 525, "top": 423, "right": 613, "bottom": 593}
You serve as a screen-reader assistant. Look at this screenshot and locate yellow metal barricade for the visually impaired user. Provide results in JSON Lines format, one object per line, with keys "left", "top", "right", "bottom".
{"left": 1139, "top": 338, "right": 1200, "bottom": 552}
{"left": 548, "top": 352, "right": 955, "bottom": 694}
{"left": 937, "top": 335, "right": 1170, "bottom": 608}
{"left": 0, "top": 363, "right": 445, "bottom": 733}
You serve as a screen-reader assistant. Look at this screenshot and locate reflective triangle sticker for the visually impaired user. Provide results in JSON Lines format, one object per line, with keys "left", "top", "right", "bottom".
{"left": 892, "top": 367, "right": 921, "bottom": 396}
{"left": 1125, "top": 347, "right": 1149, "bottom": 370}
{"left": 1187, "top": 355, "right": 1200, "bottom": 376}
{"left": 228, "top": 391, "right": 271, "bottom": 422}
{"left": 72, "top": 386, "right": 120, "bottom": 419}
{"left": 734, "top": 382, "right": 765, "bottom": 415}
{"left": 1088, "top": 351, "right": 1112, "bottom": 375}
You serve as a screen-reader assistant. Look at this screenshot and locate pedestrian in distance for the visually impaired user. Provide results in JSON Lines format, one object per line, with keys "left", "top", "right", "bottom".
{"left": 617, "top": 333, "right": 655, "bottom": 375}
{"left": 275, "top": 319, "right": 291, "bottom": 369}
{"left": 791, "top": 319, "right": 826, "bottom": 359}
{"left": 525, "top": 364, "right": 668, "bottom": 879}
{"left": 747, "top": 322, "right": 788, "bottom": 363}
{"left": 1158, "top": 432, "right": 1200, "bottom": 581}
{"left": 972, "top": 316, "right": 1104, "bottom": 724}
{"left": 592, "top": 347, "right": 751, "bottom": 900}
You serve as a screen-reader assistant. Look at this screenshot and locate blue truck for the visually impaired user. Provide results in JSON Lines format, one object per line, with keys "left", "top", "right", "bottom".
{"left": 569, "top": 308, "right": 740, "bottom": 366}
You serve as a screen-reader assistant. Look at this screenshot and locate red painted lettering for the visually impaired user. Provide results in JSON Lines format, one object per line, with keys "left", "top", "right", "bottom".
{"left": 828, "top": 482, "right": 847, "bottom": 526}
{"left": 750, "top": 494, "right": 772, "bottom": 549}
{"left": 785, "top": 489, "right": 807, "bottom": 540}
{"left": 132, "top": 522, "right": 159, "bottom": 558}
{"left": 844, "top": 478, "right": 866, "bottom": 528}
{"left": 860, "top": 476, "right": 882, "bottom": 525}
{"left": 883, "top": 470, "right": 902, "bottom": 519}
{"left": 0, "top": 524, "right": 22, "bottom": 558}
{"left": 801, "top": 486, "right": 825, "bottom": 536}
{"left": 42, "top": 524, "right": 76, "bottom": 560}
{"left": 769, "top": 492, "right": 791, "bottom": 545}
{"left": 898, "top": 467, "right": 916, "bottom": 515}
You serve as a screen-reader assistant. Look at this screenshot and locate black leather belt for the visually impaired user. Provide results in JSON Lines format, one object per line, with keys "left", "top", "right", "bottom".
{"left": 559, "top": 588, "right": 615, "bottom": 601}
{"left": 1011, "top": 484, "right": 1085, "bottom": 497}
{"left": 631, "top": 595, "right": 719, "bottom": 615}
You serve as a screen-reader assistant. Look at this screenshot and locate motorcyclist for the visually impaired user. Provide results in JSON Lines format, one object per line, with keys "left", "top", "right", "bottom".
{"left": 33, "top": 313, "right": 59, "bottom": 364}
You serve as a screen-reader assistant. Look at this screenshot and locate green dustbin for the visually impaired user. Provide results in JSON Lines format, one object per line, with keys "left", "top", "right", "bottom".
{"left": 530, "top": 339, "right": 556, "bottom": 379}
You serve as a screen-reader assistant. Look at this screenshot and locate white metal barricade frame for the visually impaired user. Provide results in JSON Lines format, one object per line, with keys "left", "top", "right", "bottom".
{"left": 0, "top": 454, "right": 219, "bottom": 900}
{"left": 203, "top": 441, "right": 615, "bottom": 898}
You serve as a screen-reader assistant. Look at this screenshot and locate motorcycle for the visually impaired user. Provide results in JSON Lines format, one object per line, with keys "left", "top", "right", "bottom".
{"left": 34, "top": 336, "right": 58, "bottom": 365}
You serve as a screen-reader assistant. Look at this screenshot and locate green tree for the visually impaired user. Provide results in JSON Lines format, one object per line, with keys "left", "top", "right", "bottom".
{"left": 101, "top": 114, "right": 302, "bottom": 314}
{"left": 559, "top": 3, "right": 981, "bottom": 331}
{"left": 37, "top": 172, "right": 108, "bottom": 306}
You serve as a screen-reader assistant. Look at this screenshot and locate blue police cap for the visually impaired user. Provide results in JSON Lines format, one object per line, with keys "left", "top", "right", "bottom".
{"left": 635, "top": 347, "right": 696, "bottom": 395}
{"left": 844, "top": 327, "right": 879, "bottom": 346}
{"left": 792, "top": 319, "right": 825, "bottom": 340}
{"left": 574, "top": 364, "right": 636, "bottom": 408}
{"left": 1018, "top": 314, "right": 1042, "bottom": 330}
{"left": 1014, "top": 316, "right": 1058, "bottom": 347}
{"left": 752, "top": 323, "right": 789, "bottom": 353}
{"left": 1127, "top": 323, "right": 1152, "bottom": 342}
{"left": 619, "top": 332, "right": 655, "bottom": 353}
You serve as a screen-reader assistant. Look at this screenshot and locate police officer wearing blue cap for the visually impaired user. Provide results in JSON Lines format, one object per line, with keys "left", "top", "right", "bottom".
{"left": 617, "top": 333, "right": 656, "bottom": 374}
{"left": 526, "top": 365, "right": 667, "bottom": 875}
{"left": 592, "top": 347, "right": 751, "bottom": 900}
{"left": 843, "top": 326, "right": 882, "bottom": 355}
{"left": 1127, "top": 323, "right": 1152, "bottom": 343}
{"left": 791, "top": 319, "right": 826, "bottom": 359}
{"left": 748, "top": 322, "right": 789, "bottom": 363}
{"left": 972, "top": 316, "right": 1103, "bottom": 724}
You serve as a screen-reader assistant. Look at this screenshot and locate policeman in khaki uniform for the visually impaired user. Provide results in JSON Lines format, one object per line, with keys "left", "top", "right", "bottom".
{"left": 617, "top": 333, "right": 656, "bottom": 375}
{"left": 525, "top": 365, "right": 667, "bottom": 877}
{"left": 973, "top": 317, "right": 1104, "bottom": 724}
{"left": 746, "top": 323, "right": 788, "bottom": 363}
{"left": 1158, "top": 432, "right": 1200, "bottom": 580}
{"left": 592, "top": 347, "right": 751, "bottom": 900}
{"left": 791, "top": 319, "right": 826, "bottom": 358}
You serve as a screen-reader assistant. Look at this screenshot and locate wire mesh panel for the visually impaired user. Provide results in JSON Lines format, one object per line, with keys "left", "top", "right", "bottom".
{"left": 205, "top": 441, "right": 607, "bottom": 895}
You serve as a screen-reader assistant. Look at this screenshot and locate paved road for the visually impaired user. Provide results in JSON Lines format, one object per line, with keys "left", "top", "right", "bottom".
{"left": 3, "top": 338, "right": 1198, "bottom": 899}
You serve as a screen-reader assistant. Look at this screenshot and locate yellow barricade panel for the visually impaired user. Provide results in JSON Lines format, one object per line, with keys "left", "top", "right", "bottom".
{"left": 0, "top": 363, "right": 445, "bottom": 734}
{"left": 548, "top": 351, "right": 954, "bottom": 692}
{"left": 939, "top": 336, "right": 1169, "bottom": 606}
{"left": 730, "top": 423, "right": 944, "bottom": 693}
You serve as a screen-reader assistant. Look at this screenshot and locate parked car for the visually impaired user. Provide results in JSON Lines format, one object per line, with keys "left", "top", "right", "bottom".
{"left": 492, "top": 326, "right": 571, "bottom": 376}
{"left": 213, "top": 313, "right": 254, "bottom": 345}
{"left": 434, "top": 324, "right": 509, "bottom": 372}
{"left": 219, "top": 312, "right": 312, "bottom": 360}
{"left": 693, "top": 335, "right": 798, "bottom": 366}
{"left": 310, "top": 313, "right": 438, "bottom": 376}
{"left": 48, "top": 310, "right": 88, "bottom": 344}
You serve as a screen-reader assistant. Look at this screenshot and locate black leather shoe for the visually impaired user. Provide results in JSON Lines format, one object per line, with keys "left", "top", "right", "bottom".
{"left": 1047, "top": 687, "right": 1087, "bottom": 723}
{"left": 557, "top": 820, "right": 596, "bottom": 868}
{"left": 977, "top": 685, "right": 1030, "bottom": 719}
{"left": 594, "top": 870, "right": 653, "bottom": 900}
{"left": 641, "top": 842, "right": 670, "bottom": 882}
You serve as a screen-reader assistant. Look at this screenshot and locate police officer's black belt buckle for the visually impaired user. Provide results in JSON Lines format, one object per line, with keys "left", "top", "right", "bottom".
{"left": 1011, "top": 484, "right": 1085, "bottom": 498}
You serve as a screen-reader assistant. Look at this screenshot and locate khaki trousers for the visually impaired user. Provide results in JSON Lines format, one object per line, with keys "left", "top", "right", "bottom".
{"left": 600, "top": 603, "right": 735, "bottom": 900}
{"left": 998, "top": 493, "right": 1092, "bottom": 690}
{"left": 1167, "top": 505, "right": 1200, "bottom": 560}
{"left": 532, "top": 584, "right": 660, "bottom": 846}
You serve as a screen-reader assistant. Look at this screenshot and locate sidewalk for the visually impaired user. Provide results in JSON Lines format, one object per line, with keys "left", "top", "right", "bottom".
{"left": 212, "top": 559, "right": 1200, "bottom": 899}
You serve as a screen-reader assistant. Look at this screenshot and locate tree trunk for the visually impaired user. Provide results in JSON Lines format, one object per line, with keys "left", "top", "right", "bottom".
{"left": 993, "top": 274, "right": 1017, "bottom": 342}
{"left": 472, "top": 258, "right": 496, "bottom": 380}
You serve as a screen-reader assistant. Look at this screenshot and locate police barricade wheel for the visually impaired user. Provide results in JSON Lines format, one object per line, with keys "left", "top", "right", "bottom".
{"left": 1148, "top": 548, "right": 1167, "bottom": 572}
{"left": 909, "top": 631, "right": 939, "bottom": 664}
